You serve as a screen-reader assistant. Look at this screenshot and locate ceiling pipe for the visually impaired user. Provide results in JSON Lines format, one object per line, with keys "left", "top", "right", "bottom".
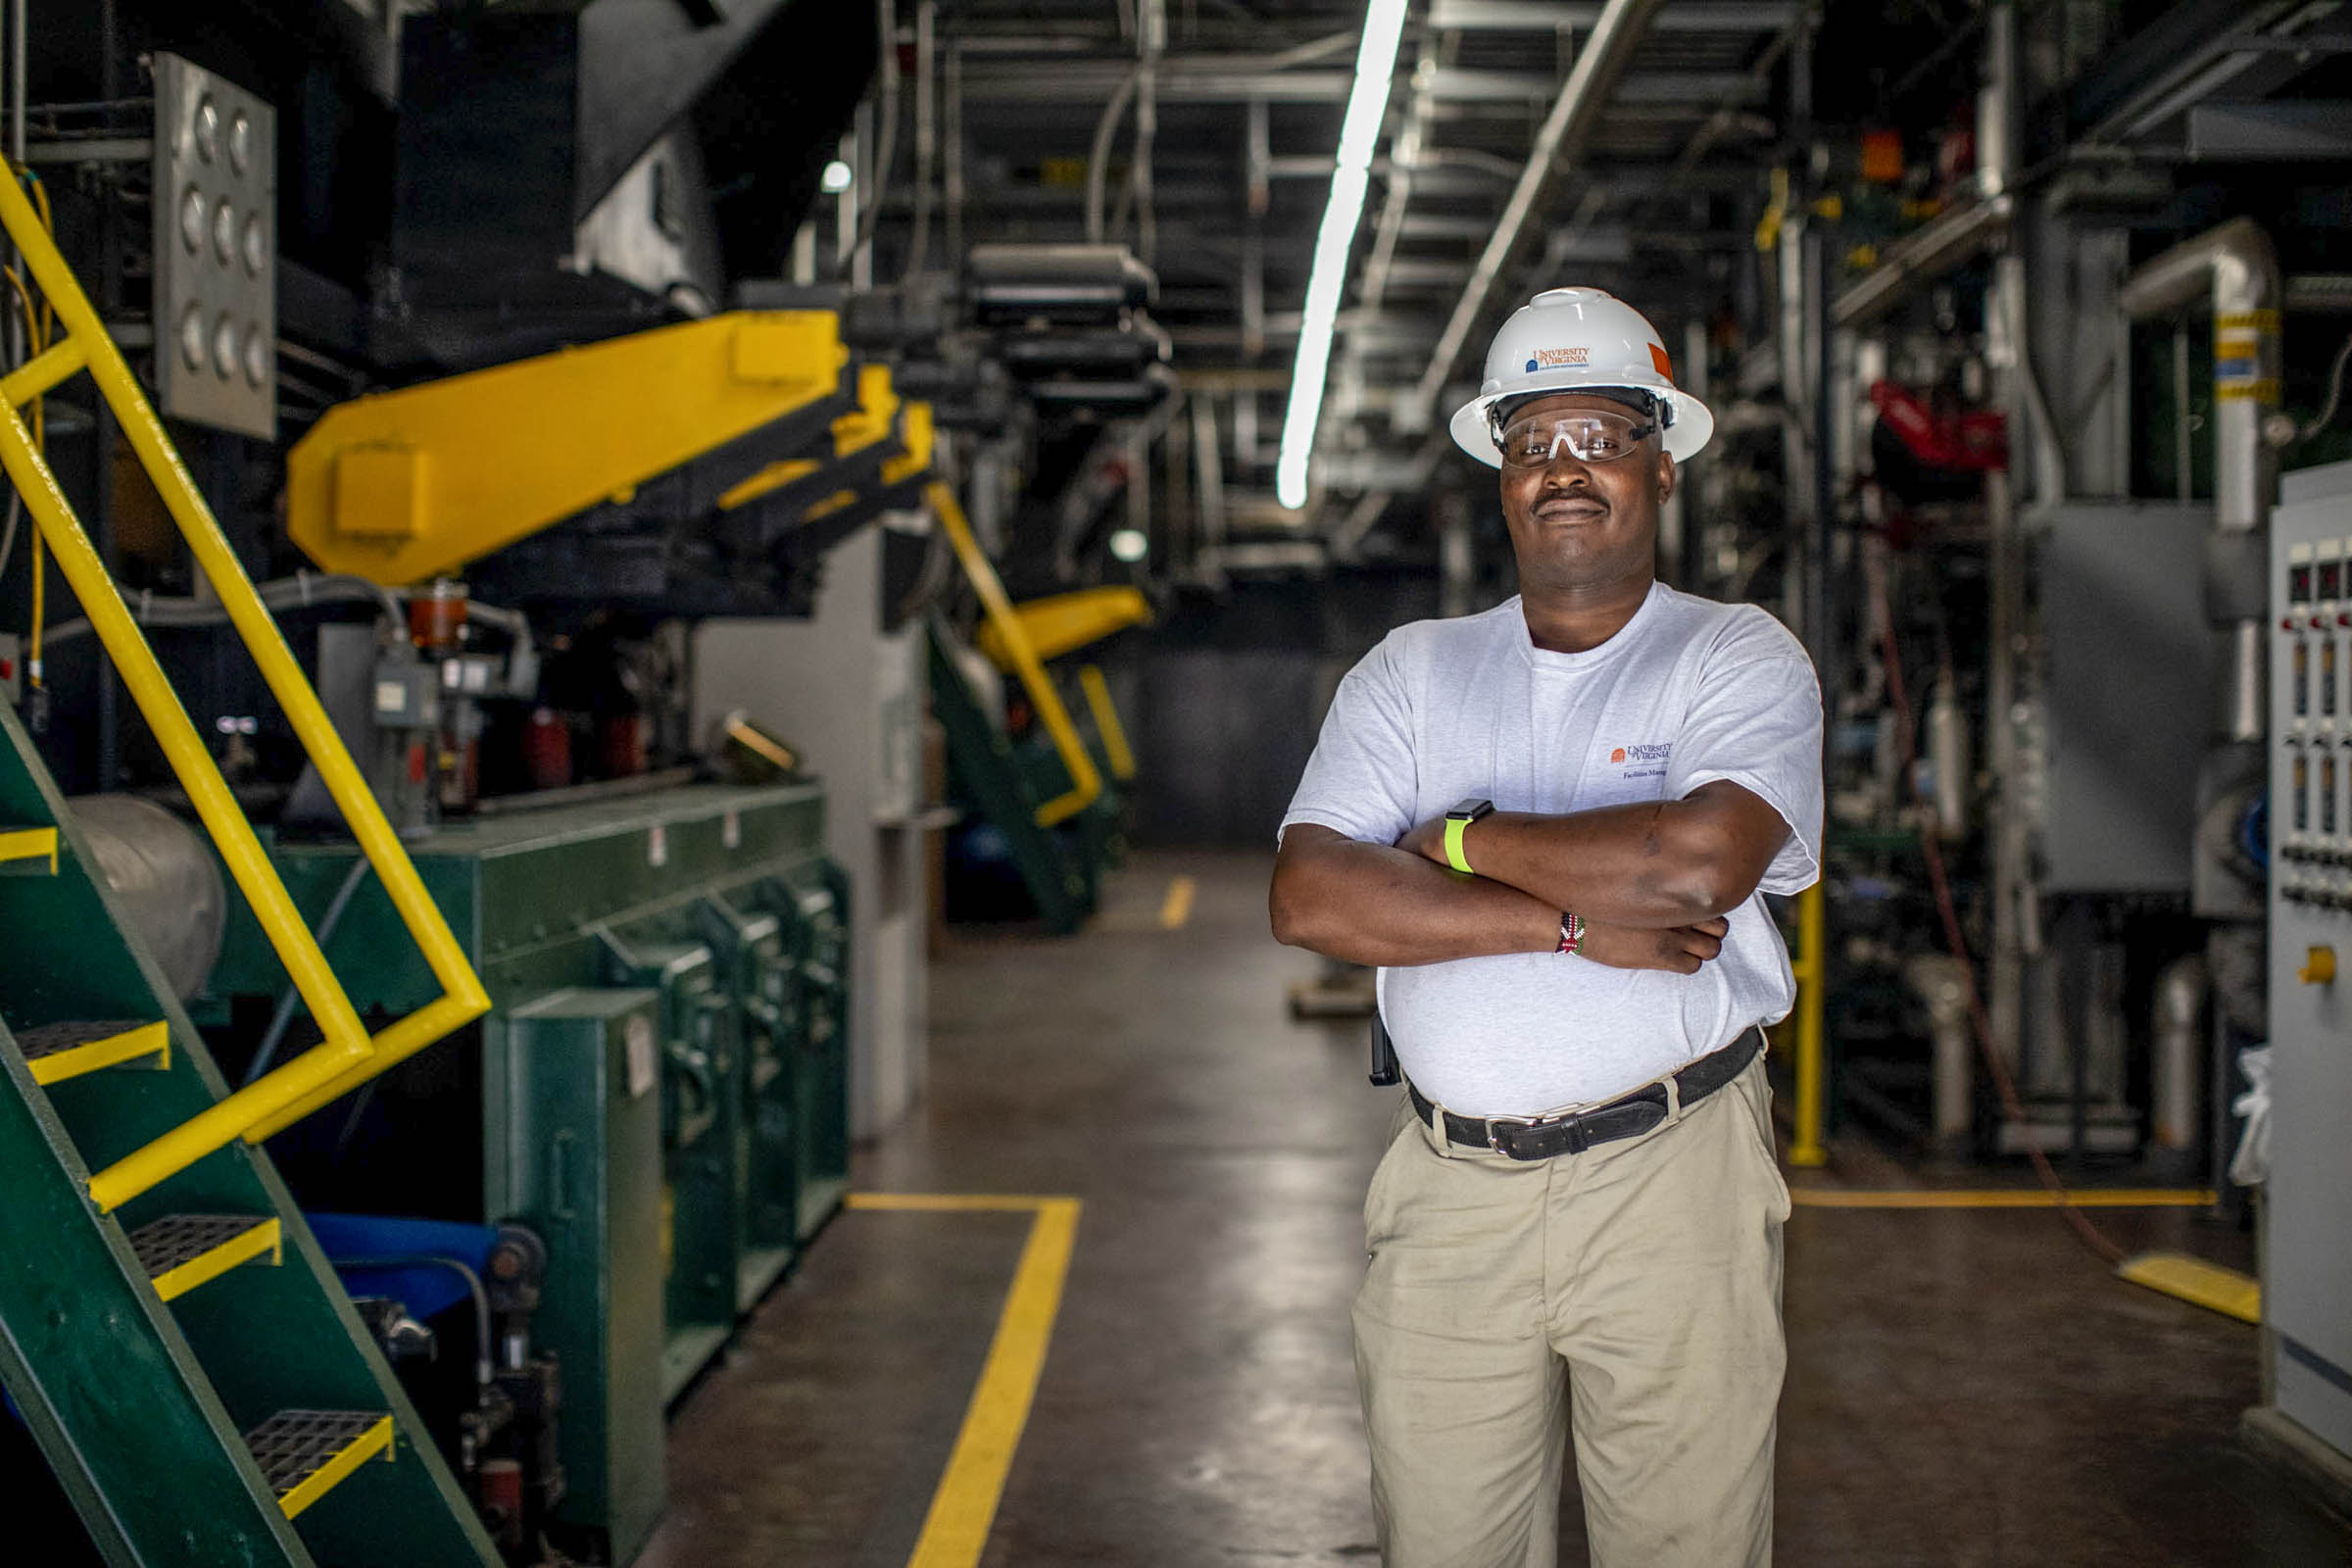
{"left": 1402, "top": 0, "right": 1662, "bottom": 432}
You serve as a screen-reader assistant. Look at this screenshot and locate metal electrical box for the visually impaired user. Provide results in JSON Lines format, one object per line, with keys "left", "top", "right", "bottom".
{"left": 695, "top": 892, "right": 804, "bottom": 1299}
{"left": 152, "top": 54, "right": 275, "bottom": 439}
{"left": 496, "top": 988, "right": 666, "bottom": 1567}
{"left": 2265, "top": 458, "right": 2352, "bottom": 1462}
{"left": 596, "top": 932, "right": 742, "bottom": 1398}
{"left": 2039, "top": 503, "right": 2221, "bottom": 893}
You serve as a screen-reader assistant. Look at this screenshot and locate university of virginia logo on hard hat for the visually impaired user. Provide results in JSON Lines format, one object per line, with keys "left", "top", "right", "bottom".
{"left": 1526, "top": 346, "right": 1590, "bottom": 372}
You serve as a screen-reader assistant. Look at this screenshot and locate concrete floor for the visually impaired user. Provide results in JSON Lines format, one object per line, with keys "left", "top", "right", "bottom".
{"left": 644, "top": 851, "right": 2352, "bottom": 1567}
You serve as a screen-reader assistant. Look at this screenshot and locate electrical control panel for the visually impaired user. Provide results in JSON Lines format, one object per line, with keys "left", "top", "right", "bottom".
{"left": 2267, "top": 457, "right": 2352, "bottom": 1459}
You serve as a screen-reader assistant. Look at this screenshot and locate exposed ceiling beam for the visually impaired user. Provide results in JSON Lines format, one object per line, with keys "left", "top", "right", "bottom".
{"left": 1428, "top": 1, "right": 1795, "bottom": 29}
{"left": 1403, "top": 0, "right": 1664, "bottom": 430}
{"left": 2185, "top": 99, "right": 2352, "bottom": 158}
{"left": 961, "top": 61, "right": 1749, "bottom": 107}
{"left": 1420, "top": 67, "right": 1763, "bottom": 104}
{"left": 962, "top": 65, "right": 1351, "bottom": 102}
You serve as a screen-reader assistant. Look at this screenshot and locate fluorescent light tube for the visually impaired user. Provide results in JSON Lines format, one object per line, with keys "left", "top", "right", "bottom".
{"left": 1275, "top": 0, "right": 1410, "bottom": 511}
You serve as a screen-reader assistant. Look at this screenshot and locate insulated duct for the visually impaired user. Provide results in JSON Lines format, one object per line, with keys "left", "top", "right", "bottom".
{"left": 2120, "top": 217, "right": 2281, "bottom": 744}
{"left": 69, "top": 794, "right": 227, "bottom": 1001}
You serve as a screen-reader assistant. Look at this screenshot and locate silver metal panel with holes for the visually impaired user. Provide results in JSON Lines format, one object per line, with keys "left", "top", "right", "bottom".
{"left": 2266, "top": 457, "right": 2352, "bottom": 1459}
{"left": 150, "top": 54, "right": 274, "bottom": 439}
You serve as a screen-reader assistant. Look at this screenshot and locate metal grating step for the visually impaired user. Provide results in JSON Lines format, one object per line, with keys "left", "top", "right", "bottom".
{"left": 125, "top": 1213, "right": 282, "bottom": 1303}
{"left": 15, "top": 1019, "right": 170, "bottom": 1087}
{"left": 242, "top": 1409, "right": 394, "bottom": 1520}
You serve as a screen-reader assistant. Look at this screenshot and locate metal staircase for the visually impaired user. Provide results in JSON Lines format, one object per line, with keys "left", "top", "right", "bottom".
{"left": 0, "top": 700, "right": 498, "bottom": 1564}
{"left": 0, "top": 164, "right": 497, "bottom": 1564}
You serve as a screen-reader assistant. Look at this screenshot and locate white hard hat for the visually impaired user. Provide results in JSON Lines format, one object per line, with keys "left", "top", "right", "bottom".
{"left": 1448, "top": 287, "right": 1714, "bottom": 467}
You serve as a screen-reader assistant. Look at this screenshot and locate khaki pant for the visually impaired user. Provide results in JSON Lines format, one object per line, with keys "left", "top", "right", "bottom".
{"left": 1353, "top": 1057, "right": 1789, "bottom": 1568}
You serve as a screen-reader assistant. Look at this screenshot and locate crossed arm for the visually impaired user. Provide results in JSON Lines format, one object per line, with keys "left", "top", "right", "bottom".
{"left": 1268, "top": 780, "right": 1792, "bottom": 972}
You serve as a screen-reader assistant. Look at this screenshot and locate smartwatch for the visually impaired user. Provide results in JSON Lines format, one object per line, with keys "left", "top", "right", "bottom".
{"left": 1443, "top": 798, "right": 1494, "bottom": 874}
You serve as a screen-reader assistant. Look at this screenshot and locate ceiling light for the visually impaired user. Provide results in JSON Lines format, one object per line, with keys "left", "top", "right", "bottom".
{"left": 1108, "top": 528, "right": 1150, "bottom": 563}
{"left": 1275, "top": 0, "right": 1410, "bottom": 512}
{"left": 820, "top": 160, "right": 855, "bottom": 193}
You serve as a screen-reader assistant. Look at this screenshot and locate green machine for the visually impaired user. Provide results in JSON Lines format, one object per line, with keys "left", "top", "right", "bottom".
{"left": 929, "top": 621, "right": 1125, "bottom": 934}
{"left": 204, "top": 782, "right": 851, "bottom": 1561}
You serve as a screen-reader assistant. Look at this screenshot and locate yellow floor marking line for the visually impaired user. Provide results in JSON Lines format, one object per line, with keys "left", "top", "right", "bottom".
{"left": 1788, "top": 1187, "right": 2215, "bottom": 1210}
{"left": 848, "top": 1193, "right": 1072, "bottom": 1213}
{"left": 1158, "top": 874, "right": 1196, "bottom": 931}
{"left": 846, "top": 1193, "right": 1082, "bottom": 1568}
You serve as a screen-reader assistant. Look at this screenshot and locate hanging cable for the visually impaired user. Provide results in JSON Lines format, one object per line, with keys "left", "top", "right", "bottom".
{"left": 901, "top": 1, "right": 936, "bottom": 285}
{"left": 2293, "top": 329, "right": 2352, "bottom": 447}
{"left": 1084, "top": 69, "right": 1140, "bottom": 245}
{"left": 849, "top": 0, "right": 902, "bottom": 268}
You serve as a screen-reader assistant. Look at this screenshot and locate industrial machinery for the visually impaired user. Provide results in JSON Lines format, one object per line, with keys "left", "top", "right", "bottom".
{"left": 2255, "top": 459, "right": 2352, "bottom": 1471}
{"left": 200, "top": 783, "right": 850, "bottom": 1562}
{"left": 0, "top": 5, "right": 986, "bottom": 1560}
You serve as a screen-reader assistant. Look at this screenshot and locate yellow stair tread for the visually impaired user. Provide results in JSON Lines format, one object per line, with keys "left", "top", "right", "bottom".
{"left": 2117, "top": 1250, "right": 2262, "bottom": 1324}
{"left": 125, "top": 1213, "right": 283, "bottom": 1302}
{"left": 17, "top": 1019, "right": 170, "bottom": 1086}
{"left": 0, "top": 825, "right": 57, "bottom": 872}
{"left": 242, "top": 1409, "right": 395, "bottom": 1519}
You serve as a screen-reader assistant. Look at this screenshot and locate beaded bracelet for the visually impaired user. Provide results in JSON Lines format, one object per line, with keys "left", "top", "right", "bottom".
{"left": 1556, "top": 910, "right": 1584, "bottom": 956}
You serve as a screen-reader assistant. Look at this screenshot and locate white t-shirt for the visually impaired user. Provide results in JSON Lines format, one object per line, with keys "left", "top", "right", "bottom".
{"left": 1280, "top": 582, "right": 1824, "bottom": 1116}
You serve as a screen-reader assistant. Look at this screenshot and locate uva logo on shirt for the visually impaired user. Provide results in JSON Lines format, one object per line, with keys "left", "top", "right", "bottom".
{"left": 1606, "top": 741, "right": 1672, "bottom": 778}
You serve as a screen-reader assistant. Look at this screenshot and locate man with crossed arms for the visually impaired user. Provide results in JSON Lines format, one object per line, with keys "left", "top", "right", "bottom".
{"left": 1271, "top": 288, "right": 1824, "bottom": 1567}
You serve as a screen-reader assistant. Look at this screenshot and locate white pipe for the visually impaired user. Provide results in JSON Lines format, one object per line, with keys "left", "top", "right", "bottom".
{"left": 1928, "top": 672, "right": 1971, "bottom": 842}
{"left": 2121, "top": 216, "right": 2282, "bottom": 746}
{"left": 1906, "top": 954, "right": 1975, "bottom": 1143}
{"left": 2118, "top": 216, "right": 2280, "bottom": 533}
{"left": 2151, "top": 954, "right": 2209, "bottom": 1152}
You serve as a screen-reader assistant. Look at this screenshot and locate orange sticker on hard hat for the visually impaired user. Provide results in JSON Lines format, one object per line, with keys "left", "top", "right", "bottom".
{"left": 1649, "top": 343, "right": 1673, "bottom": 381}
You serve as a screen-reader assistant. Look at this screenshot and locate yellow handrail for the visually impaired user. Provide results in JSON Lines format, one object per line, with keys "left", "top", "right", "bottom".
{"left": 1787, "top": 880, "right": 1828, "bottom": 1168}
{"left": 1076, "top": 664, "right": 1136, "bottom": 783}
{"left": 927, "top": 480, "right": 1103, "bottom": 828}
{"left": 0, "top": 169, "right": 488, "bottom": 1210}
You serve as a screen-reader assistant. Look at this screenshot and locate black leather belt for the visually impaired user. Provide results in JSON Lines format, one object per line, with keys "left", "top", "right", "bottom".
{"left": 1407, "top": 1027, "right": 1764, "bottom": 1161}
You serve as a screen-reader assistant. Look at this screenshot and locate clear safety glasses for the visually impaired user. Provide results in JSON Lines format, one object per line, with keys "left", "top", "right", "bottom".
{"left": 1495, "top": 409, "right": 1659, "bottom": 469}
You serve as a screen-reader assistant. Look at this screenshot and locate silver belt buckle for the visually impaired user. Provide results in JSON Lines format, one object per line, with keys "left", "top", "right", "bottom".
{"left": 1487, "top": 1110, "right": 1554, "bottom": 1156}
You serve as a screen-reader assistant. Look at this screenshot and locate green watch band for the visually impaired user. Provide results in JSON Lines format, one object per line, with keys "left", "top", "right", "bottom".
{"left": 1444, "top": 814, "right": 1476, "bottom": 874}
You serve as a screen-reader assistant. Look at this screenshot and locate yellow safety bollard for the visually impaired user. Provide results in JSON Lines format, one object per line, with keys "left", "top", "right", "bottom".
{"left": 1787, "top": 880, "right": 1829, "bottom": 1167}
